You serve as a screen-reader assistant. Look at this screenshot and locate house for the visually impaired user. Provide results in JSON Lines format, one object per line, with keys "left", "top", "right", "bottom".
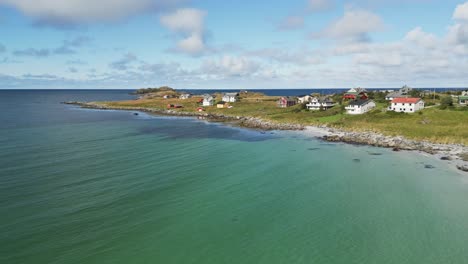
{"left": 202, "top": 94, "right": 215, "bottom": 106}
{"left": 462, "top": 90, "right": 468, "bottom": 96}
{"left": 179, "top": 93, "right": 191, "bottom": 99}
{"left": 385, "top": 85, "right": 414, "bottom": 100}
{"left": 298, "top": 95, "right": 312, "bottom": 104}
{"left": 459, "top": 96, "right": 468, "bottom": 105}
{"left": 345, "top": 99, "right": 376, "bottom": 115}
{"left": 343, "top": 87, "right": 368, "bottom": 100}
{"left": 306, "top": 96, "right": 336, "bottom": 110}
{"left": 389, "top": 98, "right": 425, "bottom": 113}
{"left": 277, "top": 97, "right": 297, "bottom": 108}
{"left": 222, "top": 92, "right": 239, "bottom": 103}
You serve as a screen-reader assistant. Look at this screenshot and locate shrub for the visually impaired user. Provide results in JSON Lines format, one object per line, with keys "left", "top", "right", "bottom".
{"left": 440, "top": 96, "right": 454, "bottom": 109}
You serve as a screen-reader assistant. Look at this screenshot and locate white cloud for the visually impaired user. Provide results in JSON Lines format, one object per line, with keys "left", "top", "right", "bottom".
{"left": 333, "top": 42, "right": 370, "bottom": 55}
{"left": 160, "top": 8, "right": 207, "bottom": 55}
{"left": 160, "top": 8, "right": 205, "bottom": 34}
{"left": 404, "top": 27, "right": 438, "bottom": 48}
{"left": 316, "top": 9, "right": 384, "bottom": 41}
{"left": 245, "top": 48, "right": 325, "bottom": 65}
{"left": 453, "top": 2, "right": 468, "bottom": 21}
{"left": 201, "top": 56, "right": 261, "bottom": 78}
{"left": 308, "top": 0, "right": 334, "bottom": 12}
{"left": 0, "top": 0, "right": 186, "bottom": 26}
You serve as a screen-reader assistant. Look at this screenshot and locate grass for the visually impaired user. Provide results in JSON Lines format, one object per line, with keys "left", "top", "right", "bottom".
{"left": 96, "top": 93, "right": 468, "bottom": 145}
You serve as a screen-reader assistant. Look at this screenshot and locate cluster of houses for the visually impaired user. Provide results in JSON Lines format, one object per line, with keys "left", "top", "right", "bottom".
{"left": 200, "top": 92, "right": 239, "bottom": 107}
{"left": 277, "top": 95, "right": 338, "bottom": 110}
{"left": 173, "top": 86, "right": 467, "bottom": 114}
{"left": 345, "top": 86, "right": 426, "bottom": 114}
{"left": 277, "top": 86, "right": 433, "bottom": 115}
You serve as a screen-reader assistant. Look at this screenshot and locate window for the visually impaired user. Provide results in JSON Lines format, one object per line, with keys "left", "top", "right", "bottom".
{"left": 410, "top": 109, "right": 413, "bottom": 111}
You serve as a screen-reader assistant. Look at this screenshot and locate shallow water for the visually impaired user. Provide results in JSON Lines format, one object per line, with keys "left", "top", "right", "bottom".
{"left": 1, "top": 90, "right": 468, "bottom": 264}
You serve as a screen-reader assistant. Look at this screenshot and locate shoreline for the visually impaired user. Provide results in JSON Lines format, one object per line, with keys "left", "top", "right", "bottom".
{"left": 64, "top": 101, "right": 468, "bottom": 173}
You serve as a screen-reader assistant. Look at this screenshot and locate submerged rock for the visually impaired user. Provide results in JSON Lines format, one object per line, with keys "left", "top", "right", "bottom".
{"left": 457, "top": 165, "right": 468, "bottom": 172}
{"left": 353, "top": 159, "right": 361, "bottom": 163}
{"left": 424, "top": 164, "right": 436, "bottom": 169}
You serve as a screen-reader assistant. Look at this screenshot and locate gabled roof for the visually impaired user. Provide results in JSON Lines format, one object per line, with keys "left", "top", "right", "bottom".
{"left": 391, "top": 98, "right": 422, "bottom": 104}
{"left": 348, "top": 99, "right": 373, "bottom": 106}
{"left": 203, "top": 94, "right": 214, "bottom": 100}
{"left": 223, "top": 92, "right": 239, "bottom": 97}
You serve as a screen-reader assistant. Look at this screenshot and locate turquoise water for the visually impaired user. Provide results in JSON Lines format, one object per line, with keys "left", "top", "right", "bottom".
{"left": 1, "top": 90, "right": 468, "bottom": 264}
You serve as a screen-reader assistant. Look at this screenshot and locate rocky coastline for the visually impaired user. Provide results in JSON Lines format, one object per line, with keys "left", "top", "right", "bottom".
{"left": 64, "top": 101, "right": 468, "bottom": 173}
{"left": 312, "top": 127, "right": 468, "bottom": 173}
{"left": 63, "top": 101, "right": 304, "bottom": 131}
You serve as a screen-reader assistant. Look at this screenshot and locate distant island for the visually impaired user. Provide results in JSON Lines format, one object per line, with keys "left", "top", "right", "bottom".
{"left": 66, "top": 86, "right": 468, "bottom": 172}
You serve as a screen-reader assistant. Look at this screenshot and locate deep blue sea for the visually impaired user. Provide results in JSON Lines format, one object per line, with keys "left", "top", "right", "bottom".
{"left": 1, "top": 89, "right": 468, "bottom": 264}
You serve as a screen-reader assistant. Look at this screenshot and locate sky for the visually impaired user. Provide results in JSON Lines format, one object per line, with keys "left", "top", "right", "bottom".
{"left": 0, "top": 0, "right": 468, "bottom": 89}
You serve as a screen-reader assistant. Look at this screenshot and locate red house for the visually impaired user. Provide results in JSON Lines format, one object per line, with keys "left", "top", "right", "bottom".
{"left": 343, "top": 88, "right": 368, "bottom": 100}
{"left": 277, "top": 97, "right": 297, "bottom": 108}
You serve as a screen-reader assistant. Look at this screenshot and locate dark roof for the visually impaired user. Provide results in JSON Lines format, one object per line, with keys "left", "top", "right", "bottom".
{"left": 280, "top": 96, "right": 296, "bottom": 101}
{"left": 348, "top": 99, "right": 372, "bottom": 106}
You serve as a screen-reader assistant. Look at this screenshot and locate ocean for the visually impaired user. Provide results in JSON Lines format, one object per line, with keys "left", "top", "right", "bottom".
{"left": 1, "top": 90, "right": 468, "bottom": 264}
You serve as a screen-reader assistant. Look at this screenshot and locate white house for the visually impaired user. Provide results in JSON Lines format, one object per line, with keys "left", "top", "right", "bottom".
{"left": 345, "top": 99, "right": 376, "bottom": 115}
{"left": 306, "top": 97, "right": 336, "bottom": 110}
{"left": 179, "top": 93, "right": 191, "bottom": 99}
{"left": 222, "top": 93, "right": 238, "bottom": 103}
{"left": 462, "top": 90, "right": 468, "bottom": 96}
{"left": 202, "top": 94, "right": 215, "bottom": 106}
{"left": 298, "top": 95, "right": 312, "bottom": 104}
{"left": 389, "top": 98, "right": 424, "bottom": 113}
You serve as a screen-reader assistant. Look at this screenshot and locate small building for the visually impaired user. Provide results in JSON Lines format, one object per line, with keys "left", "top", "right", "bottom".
{"left": 197, "top": 107, "right": 205, "bottom": 112}
{"left": 179, "top": 93, "right": 191, "bottom": 99}
{"left": 459, "top": 96, "right": 468, "bottom": 105}
{"left": 202, "top": 94, "right": 215, "bottom": 106}
{"left": 222, "top": 92, "right": 239, "bottom": 103}
{"left": 462, "top": 90, "right": 468, "bottom": 96}
{"left": 298, "top": 95, "right": 312, "bottom": 104}
{"left": 385, "top": 85, "right": 414, "bottom": 100}
{"left": 306, "top": 96, "right": 336, "bottom": 110}
{"left": 217, "top": 102, "right": 229, "bottom": 108}
{"left": 344, "top": 87, "right": 368, "bottom": 100}
{"left": 345, "top": 99, "right": 376, "bottom": 115}
{"left": 277, "top": 97, "right": 297, "bottom": 108}
{"left": 389, "top": 98, "right": 425, "bottom": 113}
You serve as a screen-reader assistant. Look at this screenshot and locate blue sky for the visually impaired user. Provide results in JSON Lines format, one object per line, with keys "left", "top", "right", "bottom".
{"left": 1, "top": 0, "right": 468, "bottom": 89}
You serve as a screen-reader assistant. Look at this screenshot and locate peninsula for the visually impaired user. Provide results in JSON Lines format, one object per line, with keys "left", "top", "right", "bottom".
{"left": 66, "top": 86, "right": 468, "bottom": 172}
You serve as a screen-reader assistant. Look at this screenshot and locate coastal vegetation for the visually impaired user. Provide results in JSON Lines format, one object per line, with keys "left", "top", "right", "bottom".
{"left": 92, "top": 89, "right": 468, "bottom": 145}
